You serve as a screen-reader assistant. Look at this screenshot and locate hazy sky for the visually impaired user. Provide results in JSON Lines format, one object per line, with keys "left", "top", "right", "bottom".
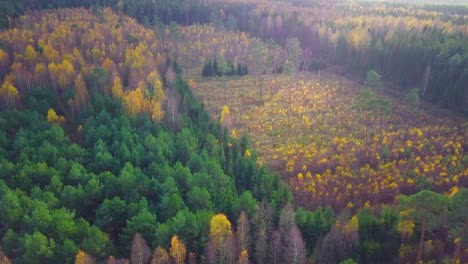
{"left": 363, "top": 0, "right": 468, "bottom": 5}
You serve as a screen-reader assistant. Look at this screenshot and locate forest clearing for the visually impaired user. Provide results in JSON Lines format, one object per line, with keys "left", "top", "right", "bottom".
{"left": 188, "top": 72, "right": 467, "bottom": 211}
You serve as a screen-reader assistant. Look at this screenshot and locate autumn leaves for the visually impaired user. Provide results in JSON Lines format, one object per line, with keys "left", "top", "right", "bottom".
{"left": 0, "top": 8, "right": 167, "bottom": 123}
{"left": 193, "top": 73, "right": 467, "bottom": 212}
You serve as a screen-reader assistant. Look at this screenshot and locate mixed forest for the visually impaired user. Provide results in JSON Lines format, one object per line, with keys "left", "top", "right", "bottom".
{"left": 0, "top": 0, "right": 467, "bottom": 264}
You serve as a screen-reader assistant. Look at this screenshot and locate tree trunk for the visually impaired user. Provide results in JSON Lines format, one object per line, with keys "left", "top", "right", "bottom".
{"left": 453, "top": 239, "right": 461, "bottom": 264}
{"left": 259, "top": 76, "right": 263, "bottom": 104}
{"left": 421, "top": 66, "right": 430, "bottom": 111}
{"left": 416, "top": 220, "right": 426, "bottom": 264}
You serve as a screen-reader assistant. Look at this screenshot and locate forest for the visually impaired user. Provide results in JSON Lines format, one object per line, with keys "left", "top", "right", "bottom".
{"left": 0, "top": 0, "right": 466, "bottom": 264}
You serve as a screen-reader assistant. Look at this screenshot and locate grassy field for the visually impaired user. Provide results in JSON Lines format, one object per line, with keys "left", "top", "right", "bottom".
{"left": 186, "top": 71, "right": 467, "bottom": 211}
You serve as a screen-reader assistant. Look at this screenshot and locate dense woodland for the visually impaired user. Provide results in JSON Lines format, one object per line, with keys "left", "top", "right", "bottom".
{"left": 2, "top": 1, "right": 467, "bottom": 114}
{"left": 0, "top": 1, "right": 467, "bottom": 264}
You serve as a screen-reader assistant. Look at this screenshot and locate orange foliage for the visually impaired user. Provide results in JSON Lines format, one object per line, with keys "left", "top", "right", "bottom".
{"left": 0, "top": 8, "right": 166, "bottom": 122}
{"left": 170, "top": 236, "right": 186, "bottom": 264}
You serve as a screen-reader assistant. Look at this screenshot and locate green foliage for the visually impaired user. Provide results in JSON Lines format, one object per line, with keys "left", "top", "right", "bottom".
{"left": 285, "top": 37, "right": 302, "bottom": 73}
{"left": 22, "top": 231, "right": 56, "bottom": 264}
{"left": 354, "top": 88, "right": 393, "bottom": 116}
{"left": 0, "top": 76, "right": 293, "bottom": 261}
{"left": 339, "top": 259, "right": 357, "bottom": 264}
{"left": 398, "top": 190, "right": 449, "bottom": 232}
{"left": 357, "top": 208, "right": 385, "bottom": 263}
{"left": 404, "top": 88, "right": 420, "bottom": 111}
{"left": 296, "top": 207, "right": 334, "bottom": 254}
{"left": 232, "top": 191, "right": 257, "bottom": 219}
{"left": 0, "top": 0, "right": 24, "bottom": 29}
{"left": 24, "top": 87, "right": 58, "bottom": 115}
{"left": 202, "top": 57, "right": 248, "bottom": 77}
{"left": 0, "top": 1, "right": 465, "bottom": 262}
{"left": 91, "top": 67, "right": 109, "bottom": 92}
{"left": 80, "top": 225, "right": 110, "bottom": 258}
{"left": 364, "top": 70, "right": 383, "bottom": 91}
{"left": 187, "top": 186, "right": 213, "bottom": 211}
{"left": 121, "top": 208, "right": 157, "bottom": 250}
{"left": 449, "top": 188, "right": 468, "bottom": 247}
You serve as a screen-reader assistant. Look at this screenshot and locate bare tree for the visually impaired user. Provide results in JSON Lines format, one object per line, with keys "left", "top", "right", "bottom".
{"left": 224, "top": 233, "right": 239, "bottom": 264}
{"left": 279, "top": 203, "right": 296, "bottom": 236}
{"left": 237, "top": 212, "right": 251, "bottom": 251}
{"left": 279, "top": 203, "right": 306, "bottom": 264}
{"left": 205, "top": 240, "right": 217, "bottom": 264}
{"left": 270, "top": 231, "right": 281, "bottom": 264}
{"left": 107, "top": 256, "right": 130, "bottom": 264}
{"left": 130, "top": 233, "right": 151, "bottom": 264}
{"left": 285, "top": 226, "right": 306, "bottom": 264}
{"left": 188, "top": 252, "right": 197, "bottom": 264}
{"left": 151, "top": 246, "right": 170, "bottom": 264}
{"left": 253, "top": 201, "right": 273, "bottom": 263}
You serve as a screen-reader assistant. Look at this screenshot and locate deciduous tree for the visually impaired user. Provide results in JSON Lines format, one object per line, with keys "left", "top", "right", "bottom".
{"left": 236, "top": 212, "right": 250, "bottom": 251}
{"left": 151, "top": 247, "right": 170, "bottom": 264}
{"left": 130, "top": 233, "right": 151, "bottom": 264}
{"left": 47, "top": 108, "right": 65, "bottom": 125}
{"left": 237, "top": 249, "right": 249, "bottom": 264}
{"left": 170, "top": 235, "right": 186, "bottom": 264}
{"left": 74, "top": 250, "right": 95, "bottom": 264}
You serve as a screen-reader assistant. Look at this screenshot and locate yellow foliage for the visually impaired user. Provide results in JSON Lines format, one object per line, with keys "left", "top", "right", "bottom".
{"left": 35, "top": 63, "right": 46, "bottom": 79}
{"left": 346, "top": 215, "right": 359, "bottom": 232}
{"left": 397, "top": 220, "right": 415, "bottom": 239}
{"left": 102, "top": 58, "right": 114, "bottom": 73}
{"left": 170, "top": 235, "right": 186, "bottom": 264}
{"left": 43, "top": 45, "right": 60, "bottom": 63}
{"left": 47, "top": 108, "right": 65, "bottom": 125}
{"left": 447, "top": 186, "right": 459, "bottom": 197}
{"left": 405, "top": 140, "right": 413, "bottom": 148}
{"left": 151, "top": 101, "right": 164, "bottom": 122}
{"left": 210, "top": 214, "right": 232, "bottom": 246}
{"left": 231, "top": 129, "right": 238, "bottom": 139}
{"left": 24, "top": 45, "right": 38, "bottom": 62}
{"left": 163, "top": 23, "right": 466, "bottom": 212}
{"left": 237, "top": 249, "right": 250, "bottom": 264}
{"left": 297, "top": 172, "right": 304, "bottom": 180}
{"left": 219, "top": 105, "right": 231, "bottom": 127}
{"left": 112, "top": 77, "right": 124, "bottom": 98}
{"left": 123, "top": 88, "right": 145, "bottom": 116}
{"left": 245, "top": 149, "right": 252, "bottom": 158}
{"left": 0, "top": 81, "right": 19, "bottom": 98}
{"left": 399, "top": 244, "right": 413, "bottom": 258}
{"left": 74, "top": 250, "right": 94, "bottom": 264}
{"left": 147, "top": 72, "right": 165, "bottom": 101}
{"left": 57, "top": 59, "right": 75, "bottom": 88}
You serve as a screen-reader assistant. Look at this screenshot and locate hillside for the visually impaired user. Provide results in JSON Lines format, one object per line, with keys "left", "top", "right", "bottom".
{"left": 0, "top": 8, "right": 291, "bottom": 263}
{"left": 191, "top": 71, "right": 467, "bottom": 211}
